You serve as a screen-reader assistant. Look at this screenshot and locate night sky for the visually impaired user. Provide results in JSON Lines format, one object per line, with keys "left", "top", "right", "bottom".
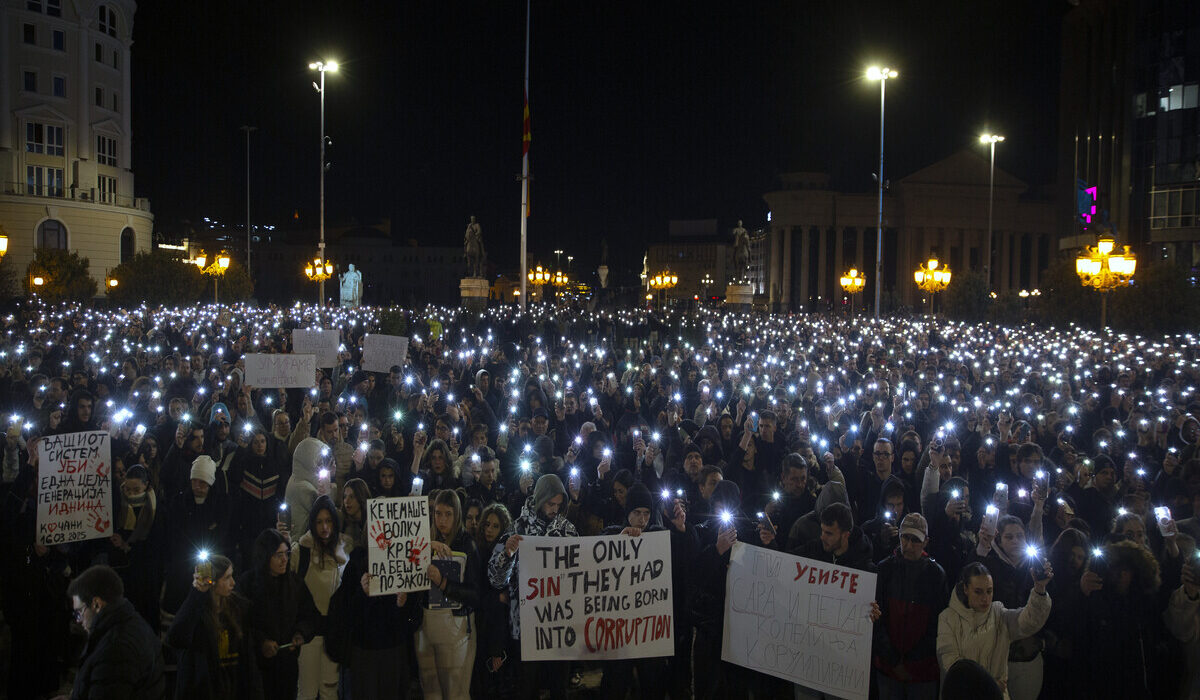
{"left": 130, "top": 1, "right": 1066, "bottom": 278}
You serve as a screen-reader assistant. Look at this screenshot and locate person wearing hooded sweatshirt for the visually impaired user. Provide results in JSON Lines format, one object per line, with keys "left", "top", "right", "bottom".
{"left": 936, "top": 561, "right": 1052, "bottom": 700}
{"left": 488, "top": 474, "right": 579, "bottom": 700}
{"left": 292, "top": 494, "right": 347, "bottom": 700}
{"left": 871, "top": 512, "right": 947, "bottom": 700}
{"left": 788, "top": 479, "right": 850, "bottom": 552}
{"left": 286, "top": 437, "right": 337, "bottom": 539}
{"left": 862, "top": 475, "right": 908, "bottom": 565}
{"left": 243, "top": 529, "right": 320, "bottom": 700}
{"left": 598, "top": 483, "right": 698, "bottom": 700}
{"left": 160, "top": 455, "right": 230, "bottom": 618}
{"left": 689, "top": 480, "right": 777, "bottom": 700}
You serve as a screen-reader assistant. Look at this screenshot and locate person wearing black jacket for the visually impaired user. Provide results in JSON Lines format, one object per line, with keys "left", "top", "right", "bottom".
{"left": 67, "top": 564, "right": 165, "bottom": 699}
{"left": 689, "top": 480, "right": 777, "bottom": 700}
{"left": 242, "top": 529, "right": 320, "bottom": 700}
{"left": 871, "top": 513, "right": 946, "bottom": 700}
{"left": 332, "top": 547, "right": 423, "bottom": 700}
{"left": 765, "top": 453, "right": 817, "bottom": 552}
{"left": 794, "top": 502, "right": 876, "bottom": 572}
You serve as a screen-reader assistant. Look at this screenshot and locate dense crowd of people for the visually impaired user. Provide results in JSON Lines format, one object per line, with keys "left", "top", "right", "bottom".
{"left": 1, "top": 300, "right": 1198, "bottom": 700}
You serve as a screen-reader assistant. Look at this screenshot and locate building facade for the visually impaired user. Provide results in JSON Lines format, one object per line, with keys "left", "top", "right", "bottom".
{"left": 762, "top": 151, "right": 1057, "bottom": 312}
{"left": 1058, "top": 0, "right": 1200, "bottom": 266}
{"left": 0, "top": 0, "right": 151, "bottom": 290}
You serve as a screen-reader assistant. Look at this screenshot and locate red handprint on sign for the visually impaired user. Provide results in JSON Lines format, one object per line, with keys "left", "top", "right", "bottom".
{"left": 95, "top": 462, "right": 108, "bottom": 478}
{"left": 90, "top": 511, "right": 109, "bottom": 534}
{"left": 407, "top": 538, "right": 428, "bottom": 565}
{"left": 369, "top": 521, "right": 390, "bottom": 551}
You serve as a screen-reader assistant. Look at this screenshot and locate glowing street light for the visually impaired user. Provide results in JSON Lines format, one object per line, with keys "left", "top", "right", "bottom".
{"left": 914, "top": 257, "right": 951, "bottom": 314}
{"left": 196, "top": 251, "right": 232, "bottom": 303}
{"left": 980, "top": 133, "right": 1005, "bottom": 286}
{"left": 866, "top": 65, "right": 897, "bottom": 319}
{"left": 1075, "top": 233, "right": 1136, "bottom": 328}
{"left": 840, "top": 268, "right": 866, "bottom": 316}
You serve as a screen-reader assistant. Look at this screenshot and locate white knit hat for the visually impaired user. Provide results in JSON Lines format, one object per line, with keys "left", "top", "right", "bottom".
{"left": 190, "top": 455, "right": 217, "bottom": 486}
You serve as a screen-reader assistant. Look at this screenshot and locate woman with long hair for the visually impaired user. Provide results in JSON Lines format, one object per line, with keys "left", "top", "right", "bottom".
{"left": 292, "top": 495, "right": 347, "bottom": 700}
{"left": 340, "top": 478, "right": 371, "bottom": 554}
{"left": 244, "top": 529, "right": 319, "bottom": 700}
{"left": 936, "top": 561, "right": 1052, "bottom": 699}
{"left": 421, "top": 438, "right": 461, "bottom": 491}
{"left": 1041, "top": 528, "right": 1089, "bottom": 699}
{"left": 166, "top": 553, "right": 262, "bottom": 699}
{"left": 415, "top": 490, "right": 480, "bottom": 699}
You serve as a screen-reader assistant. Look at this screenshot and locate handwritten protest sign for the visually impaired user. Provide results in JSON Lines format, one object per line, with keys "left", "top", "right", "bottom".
{"left": 519, "top": 531, "right": 674, "bottom": 661}
{"left": 292, "top": 329, "right": 340, "bottom": 368}
{"left": 244, "top": 353, "right": 316, "bottom": 388}
{"left": 36, "top": 431, "right": 113, "bottom": 546}
{"left": 361, "top": 334, "right": 409, "bottom": 373}
{"left": 366, "top": 496, "right": 431, "bottom": 596}
{"left": 722, "top": 543, "right": 877, "bottom": 700}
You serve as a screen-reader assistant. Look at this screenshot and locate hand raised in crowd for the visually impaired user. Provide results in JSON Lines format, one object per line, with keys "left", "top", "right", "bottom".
{"left": 1080, "top": 569, "right": 1103, "bottom": 596}
{"left": 504, "top": 534, "right": 523, "bottom": 557}
{"left": 716, "top": 524, "right": 738, "bottom": 555}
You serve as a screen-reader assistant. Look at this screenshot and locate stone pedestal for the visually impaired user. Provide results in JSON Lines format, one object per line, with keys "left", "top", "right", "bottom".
{"left": 725, "top": 283, "right": 754, "bottom": 311}
{"left": 460, "top": 277, "right": 489, "bottom": 313}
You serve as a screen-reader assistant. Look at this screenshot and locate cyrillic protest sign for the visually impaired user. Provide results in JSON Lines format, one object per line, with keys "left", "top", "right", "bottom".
{"left": 519, "top": 531, "right": 674, "bottom": 661}
{"left": 361, "top": 334, "right": 409, "bottom": 373}
{"left": 36, "top": 431, "right": 113, "bottom": 545}
{"left": 292, "top": 329, "right": 340, "bottom": 368}
{"left": 244, "top": 353, "right": 316, "bottom": 388}
{"left": 365, "top": 496, "right": 431, "bottom": 596}
{"left": 722, "top": 543, "right": 877, "bottom": 700}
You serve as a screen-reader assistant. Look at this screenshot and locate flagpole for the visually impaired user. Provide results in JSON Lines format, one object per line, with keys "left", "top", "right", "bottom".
{"left": 519, "top": 0, "right": 530, "bottom": 312}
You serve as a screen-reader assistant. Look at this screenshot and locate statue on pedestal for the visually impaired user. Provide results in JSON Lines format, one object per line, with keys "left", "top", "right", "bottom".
{"left": 339, "top": 264, "right": 363, "bottom": 307}
{"left": 732, "top": 219, "right": 750, "bottom": 279}
{"left": 464, "top": 216, "right": 486, "bottom": 278}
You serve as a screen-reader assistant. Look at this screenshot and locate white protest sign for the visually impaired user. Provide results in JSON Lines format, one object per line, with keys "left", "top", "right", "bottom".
{"left": 722, "top": 543, "right": 877, "bottom": 700}
{"left": 519, "top": 531, "right": 674, "bottom": 661}
{"left": 36, "top": 431, "right": 113, "bottom": 545}
{"left": 243, "top": 353, "right": 316, "bottom": 388}
{"left": 361, "top": 334, "right": 409, "bottom": 373}
{"left": 292, "top": 329, "right": 340, "bottom": 368}
{"left": 365, "top": 496, "right": 431, "bottom": 595}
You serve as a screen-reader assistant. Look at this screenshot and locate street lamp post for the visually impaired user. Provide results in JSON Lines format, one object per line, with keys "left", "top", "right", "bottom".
{"left": 1075, "top": 234, "right": 1136, "bottom": 328}
{"left": 914, "top": 257, "right": 951, "bottom": 315}
{"left": 309, "top": 60, "right": 338, "bottom": 305}
{"left": 866, "top": 65, "right": 897, "bottom": 319}
{"left": 980, "top": 133, "right": 1005, "bottom": 287}
{"left": 195, "top": 251, "right": 231, "bottom": 303}
{"left": 648, "top": 270, "right": 679, "bottom": 309}
{"left": 527, "top": 264, "right": 550, "bottom": 302}
{"left": 240, "top": 125, "right": 257, "bottom": 278}
{"left": 839, "top": 268, "right": 865, "bottom": 317}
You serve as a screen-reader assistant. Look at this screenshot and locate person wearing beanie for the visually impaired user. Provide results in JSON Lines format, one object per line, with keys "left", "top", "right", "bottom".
{"left": 872, "top": 510, "right": 947, "bottom": 698}
{"left": 160, "top": 454, "right": 230, "bottom": 617}
{"left": 488, "top": 473, "right": 578, "bottom": 698}
{"left": 788, "top": 479, "right": 850, "bottom": 551}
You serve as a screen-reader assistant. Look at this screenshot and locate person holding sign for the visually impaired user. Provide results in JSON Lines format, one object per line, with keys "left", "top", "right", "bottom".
{"left": 415, "top": 490, "right": 481, "bottom": 699}
{"left": 690, "top": 480, "right": 777, "bottom": 700}
{"left": 936, "top": 561, "right": 1052, "bottom": 699}
{"left": 488, "top": 474, "right": 579, "bottom": 699}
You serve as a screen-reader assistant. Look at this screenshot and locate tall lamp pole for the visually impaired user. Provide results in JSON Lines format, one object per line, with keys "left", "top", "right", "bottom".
{"left": 980, "top": 133, "right": 1004, "bottom": 287}
{"left": 866, "top": 66, "right": 897, "bottom": 319}
{"left": 240, "top": 125, "right": 257, "bottom": 278}
{"left": 309, "top": 60, "right": 338, "bottom": 306}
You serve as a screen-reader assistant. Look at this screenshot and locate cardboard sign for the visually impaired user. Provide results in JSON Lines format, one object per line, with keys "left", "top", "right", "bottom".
{"left": 292, "top": 329, "right": 340, "bottom": 368}
{"left": 361, "top": 334, "right": 409, "bottom": 373}
{"left": 243, "top": 353, "right": 316, "bottom": 388}
{"left": 36, "top": 431, "right": 113, "bottom": 545}
{"left": 366, "top": 496, "right": 431, "bottom": 595}
{"left": 722, "top": 543, "right": 877, "bottom": 700}
{"left": 518, "top": 531, "right": 674, "bottom": 661}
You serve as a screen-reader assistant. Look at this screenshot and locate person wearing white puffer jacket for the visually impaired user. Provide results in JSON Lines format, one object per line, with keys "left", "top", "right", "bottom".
{"left": 286, "top": 437, "right": 338, "bottom": 539}
{"left": 937, "top": 561, "right": 1052, "bottom": 699}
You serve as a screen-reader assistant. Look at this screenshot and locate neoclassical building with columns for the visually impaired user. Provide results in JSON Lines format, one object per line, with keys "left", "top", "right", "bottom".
{"left": 761, "top": 150, "right": 1057, "bottom": 312}
{"left": 0, "top": 0, "right": 151, "bottom": 292}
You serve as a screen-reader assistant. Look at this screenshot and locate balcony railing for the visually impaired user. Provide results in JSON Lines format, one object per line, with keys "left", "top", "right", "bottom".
{"left": 2, "top": 181, "right": 151, "bottom": 211}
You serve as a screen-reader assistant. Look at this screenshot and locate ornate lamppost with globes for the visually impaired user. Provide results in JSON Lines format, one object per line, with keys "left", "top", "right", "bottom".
{"left": 840, "top": 268, "right": 866, "bottom": 316}
{"left": 914, "top": 257, "right": 951, "bottom": 315}
{"left": 1075, "top": 233, "right": 1136, "bottom": 328}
